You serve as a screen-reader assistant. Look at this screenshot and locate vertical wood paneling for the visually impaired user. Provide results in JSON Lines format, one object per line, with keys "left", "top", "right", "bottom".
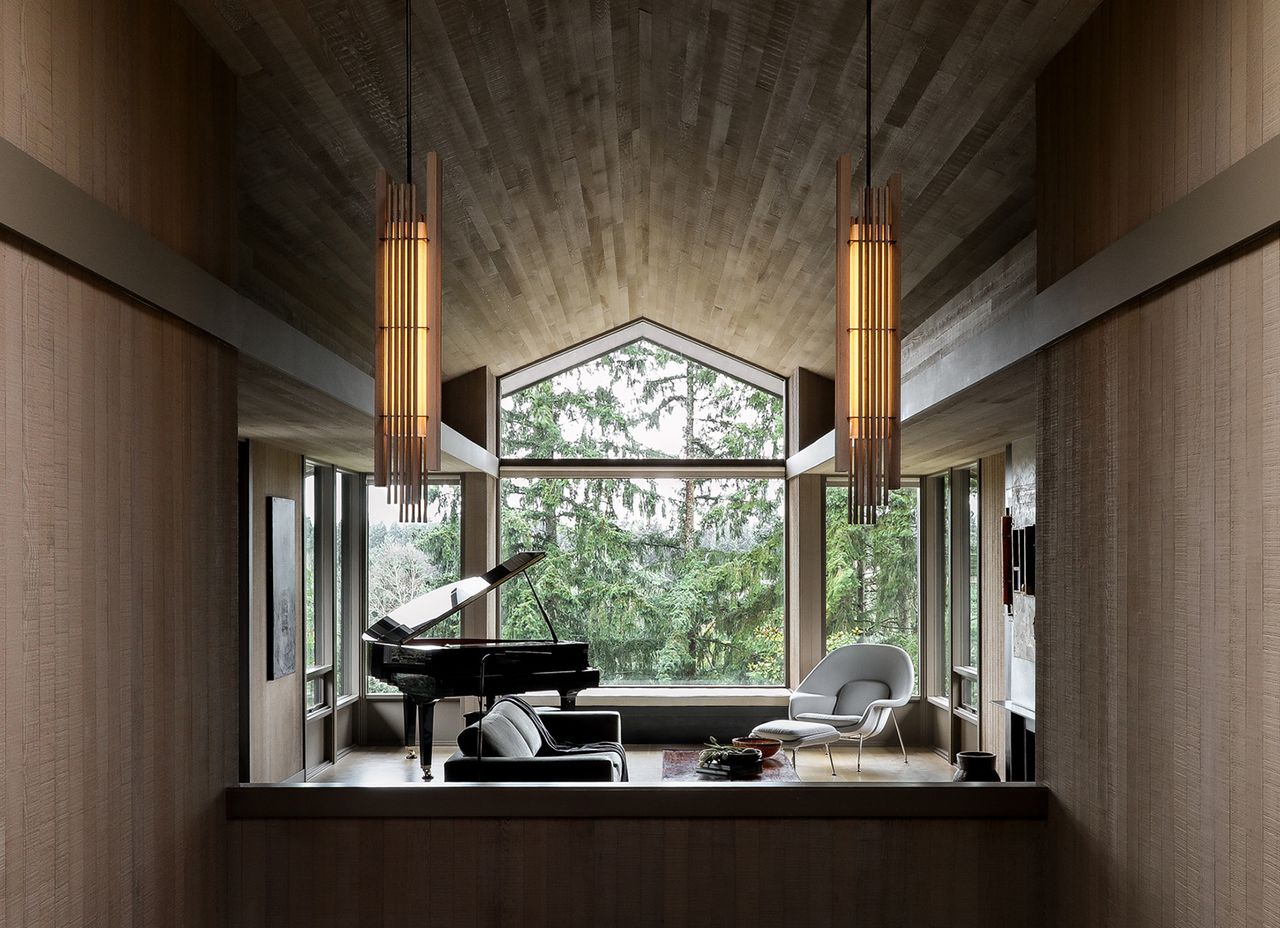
{"left": 229, "top": 816, "right": 1046, "bottom": 928}
{"left": 0, "top": 231, "right": 239, "bottom": 927}
{"left": 1040, "top": 235, "right": 1280, "bottom": 927}
{"left": 1038, "top": 3, "right": 1280, "bottom": 926}
{"left": 1037, "top": 0, "right": 1280, "bottom": 289}
{"left": 979, "top": 451, "right": 1008, "bottom": 771}
{"left": 0, "top": 0, "right": 235, "bottom": 284}
{"left": 0, "top": 0, "right": 238, "bottom": 925}
{"left": 247, "top": 442, "right": 305, "bottom": 783}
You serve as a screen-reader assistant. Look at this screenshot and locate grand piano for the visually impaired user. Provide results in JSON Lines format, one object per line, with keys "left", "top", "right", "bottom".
{"left": 363, "top": 551, "right": 599, "bottom": 779}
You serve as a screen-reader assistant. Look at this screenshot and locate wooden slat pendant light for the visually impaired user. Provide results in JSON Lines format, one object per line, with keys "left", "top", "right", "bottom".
{"left": 835, "top": 0, "right": 901, "bottom": 525}
{"left": 373, "top": 0, "right": 441, "bottom": 521}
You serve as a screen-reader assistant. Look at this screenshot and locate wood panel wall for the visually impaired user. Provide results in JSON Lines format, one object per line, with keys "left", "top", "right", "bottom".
{"left": 1036, "top": 0, "right": 1278, "bottom": 290}
{"left": 228, "top": 817, "right": 1046, "bottom": 927}
{"left": 1036, "top": 0, "right": 1280, "bottom": 924}
{"left": 0, "top": 0, "right": 240, "bottom": 925}
{"left": 246, "top": 441, "right": 305, "bottom": 783}
{"left": 979, "top": 451, "right": 1008, "bottom": 772}
{"left": 0, "top": 232, "right": 239, "bottom": 925}
{"left": 0, "top": 0, "right": 236, "bottom": 284}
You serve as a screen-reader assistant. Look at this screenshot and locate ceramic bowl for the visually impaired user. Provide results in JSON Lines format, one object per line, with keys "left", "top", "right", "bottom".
{"left": 732, "top": 736, "right": 783, "bottom": 760}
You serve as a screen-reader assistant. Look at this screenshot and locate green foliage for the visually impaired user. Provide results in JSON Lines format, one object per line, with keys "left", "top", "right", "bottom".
{"left": 501, "top": 341, "right": 783, "bottom": 460}
{"left": 824, "top": 487, "right": 921, "bottom": 691}
{"left": 364, "top": 482, "right": 462, "bottom": 694}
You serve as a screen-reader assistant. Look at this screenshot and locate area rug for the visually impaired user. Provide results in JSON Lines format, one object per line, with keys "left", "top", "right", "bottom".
{"left": 661, "top": 749, "right": 800, "bottom": 782}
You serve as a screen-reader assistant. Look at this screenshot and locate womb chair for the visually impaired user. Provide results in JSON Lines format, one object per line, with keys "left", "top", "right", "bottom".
{"left": 789, "top": 643, "right": 914, "bottom": 771}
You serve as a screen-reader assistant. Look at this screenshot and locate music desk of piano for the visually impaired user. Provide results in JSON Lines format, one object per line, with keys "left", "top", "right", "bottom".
{"left": 364, "top": 551, "right": 599, "bottom": 780}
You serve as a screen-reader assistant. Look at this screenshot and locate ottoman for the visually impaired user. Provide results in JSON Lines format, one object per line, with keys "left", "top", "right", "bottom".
{"left": 749, "top": 719, "right": 842, "bottom": 776}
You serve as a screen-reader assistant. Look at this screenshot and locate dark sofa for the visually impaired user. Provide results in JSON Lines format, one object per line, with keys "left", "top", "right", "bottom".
{"left": 442, "top": 702, "right": 625, "bottom": 782}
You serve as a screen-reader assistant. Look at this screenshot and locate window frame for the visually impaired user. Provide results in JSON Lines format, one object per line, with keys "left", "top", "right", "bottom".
{"left": 495, "top": 325, "right": 789, "bottom": 688}
{"left": 923, "top": 464, "right": 982, "bottom": 763}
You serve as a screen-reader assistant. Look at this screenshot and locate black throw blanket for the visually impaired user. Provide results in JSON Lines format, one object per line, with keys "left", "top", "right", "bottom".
{"left": 495, "top": 696, "right": 629, "bottom": 782}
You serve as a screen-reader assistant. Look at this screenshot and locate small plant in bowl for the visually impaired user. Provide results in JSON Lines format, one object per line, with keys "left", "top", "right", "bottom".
{"left": 698, "top": 737, "right": 763, "bottom": 770}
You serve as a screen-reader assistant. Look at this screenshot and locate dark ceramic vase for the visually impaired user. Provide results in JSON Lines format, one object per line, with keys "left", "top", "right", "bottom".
{"left": 953, "top": 751, "right": 1001, "bottom": 782}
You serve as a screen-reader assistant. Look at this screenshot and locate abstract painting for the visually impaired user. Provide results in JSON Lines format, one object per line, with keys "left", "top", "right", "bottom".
{"left": 266, "top": 496, "right": 298, "bottom": 679}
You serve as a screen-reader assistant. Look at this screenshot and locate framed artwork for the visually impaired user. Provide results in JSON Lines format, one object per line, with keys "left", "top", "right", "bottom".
{"left": 266, "top": 496, "right": 298, "bottom": 679}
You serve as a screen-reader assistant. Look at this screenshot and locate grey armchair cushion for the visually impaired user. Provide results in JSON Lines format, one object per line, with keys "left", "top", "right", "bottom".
{"left": 795, "top": 677, "right": 890, "bottom": 729}
{"left": 795, "top": 712, "right": 865, "bottom": 730}
{"left": 834, "top": 679, "right": 890, "bottom": 716}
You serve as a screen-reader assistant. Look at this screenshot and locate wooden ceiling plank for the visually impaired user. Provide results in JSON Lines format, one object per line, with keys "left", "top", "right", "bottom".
{"left": 223, "top": 0, "right": 1104, "bottom": 381}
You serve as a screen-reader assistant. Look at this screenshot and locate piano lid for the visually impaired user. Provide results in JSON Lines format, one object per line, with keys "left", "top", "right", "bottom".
{"left": 362, "top": 551, "right": 546, "bottom": 645}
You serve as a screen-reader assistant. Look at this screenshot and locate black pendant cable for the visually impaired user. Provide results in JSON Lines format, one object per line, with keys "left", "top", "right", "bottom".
{"left": 850, "top": 0, "right": 874, "bottom": 523}
{"left": 865, "top": 0, "right": 872, "bottom": 189}
{"left": 405, "top": 0, "right": 412, "bottom": 185}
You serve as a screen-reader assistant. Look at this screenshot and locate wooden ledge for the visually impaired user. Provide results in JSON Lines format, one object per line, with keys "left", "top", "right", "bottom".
{"left": 226, "top": 781, "right": 1048, "bottom": 820}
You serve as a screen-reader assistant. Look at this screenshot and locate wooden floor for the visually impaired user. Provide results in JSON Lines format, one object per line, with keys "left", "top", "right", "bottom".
{"left": 310, "top": 744, "right": 957, "bottom": 785}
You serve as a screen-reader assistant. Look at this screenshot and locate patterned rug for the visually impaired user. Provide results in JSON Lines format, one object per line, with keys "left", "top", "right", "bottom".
{"left": 661, "top": 749, "right": 800, "bottom": 782}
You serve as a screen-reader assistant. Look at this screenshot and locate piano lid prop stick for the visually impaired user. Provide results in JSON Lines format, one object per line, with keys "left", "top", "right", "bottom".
{"left": 525, "top": 571, "right": 558, "bottom": 643}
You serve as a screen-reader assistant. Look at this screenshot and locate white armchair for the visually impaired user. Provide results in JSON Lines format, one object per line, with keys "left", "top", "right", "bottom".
{"left": 790, "top": 643, "right": 914, "bottom": 770}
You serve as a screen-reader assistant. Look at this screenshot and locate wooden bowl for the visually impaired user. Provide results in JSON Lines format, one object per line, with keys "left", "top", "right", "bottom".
{"left": 733, "top": 736, "right": 783, "bottom": 760}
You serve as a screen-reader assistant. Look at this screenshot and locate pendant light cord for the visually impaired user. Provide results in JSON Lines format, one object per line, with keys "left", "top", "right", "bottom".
{"left": 865, "top": 0, "right": 872, "bottom": 188}
{"left": 405, "top": 0, "right": 412, "bottom": 185}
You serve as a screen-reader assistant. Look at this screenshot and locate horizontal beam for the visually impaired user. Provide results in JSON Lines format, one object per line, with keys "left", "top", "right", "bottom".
{"left": 785, "top": 431, "right": 836, "bottom": 478}
{"left": 793, "top": 131, "right": 1280, "bottom": 476}
{"left": 902, "top": 130, "right": 1280, "bottom": 421}
{"left": 443, "top": 424, "right": 498, "bottom": 476}
{"left": 226, "top": 781, "right": 1049, "bottom": 820}
{"left": 501, "top": 459, "right": 785, "bottom": 479}
{"left": 0, "top": 137, "right": 497, "bottom": 477}
{"left": 0, "top": 137, "right": 372, "bottom": 415}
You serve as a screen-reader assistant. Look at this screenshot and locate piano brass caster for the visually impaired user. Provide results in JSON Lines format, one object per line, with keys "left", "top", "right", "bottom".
{"left": 406, "top": 748, "right": 417, "bottom": 760}
{"left": 422, "top": 768, "right": 433, "bottom": 781}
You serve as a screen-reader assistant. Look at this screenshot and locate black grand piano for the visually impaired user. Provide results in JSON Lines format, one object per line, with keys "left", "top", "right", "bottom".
{"left": 364, "top": 551, "right": 599, "bottom": 779}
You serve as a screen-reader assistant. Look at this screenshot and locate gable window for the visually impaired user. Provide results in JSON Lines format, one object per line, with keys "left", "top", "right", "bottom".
{"left": 498, "top": 324, "right": 786, "bottom": 686}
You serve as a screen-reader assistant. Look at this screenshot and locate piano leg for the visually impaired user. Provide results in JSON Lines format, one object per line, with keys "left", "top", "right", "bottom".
{"left": 403, "top": 697, "right": 417, "bottom": 760}
{"left": 411, "top": 698, "right": 439, "bottom": 781}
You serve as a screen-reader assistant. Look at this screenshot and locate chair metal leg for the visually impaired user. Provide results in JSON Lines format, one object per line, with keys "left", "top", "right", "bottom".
{"left": 891, "top": 709, "right": 908, "bottom": 764}
{"left": 825, "top": 743, "right": 837, "bottom": 776}
{"left": 857, "top": 735, "right": 863, "bottom": 771}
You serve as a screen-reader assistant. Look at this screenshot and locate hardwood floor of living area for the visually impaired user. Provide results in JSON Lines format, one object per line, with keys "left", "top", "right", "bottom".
{"left": 309, "top": 744, "right": 957, "bottom": 785}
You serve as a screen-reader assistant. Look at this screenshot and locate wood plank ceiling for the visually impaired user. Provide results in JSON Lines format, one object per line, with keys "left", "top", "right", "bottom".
{"left": 179, "top": 0, "right": 1099, "bottom": 381}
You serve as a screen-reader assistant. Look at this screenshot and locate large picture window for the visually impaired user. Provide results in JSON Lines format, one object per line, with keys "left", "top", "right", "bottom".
{"left": 501, "top": 476, "right": 784, "bottom": 685}
{"left": 365, "top": 477, "right": 462, "bottom": 694}
{"left": 499, "top": 326, "right": 786, "bottom": 686}
{"left": 824, "top": 484, "right": 921, "bottom": 692}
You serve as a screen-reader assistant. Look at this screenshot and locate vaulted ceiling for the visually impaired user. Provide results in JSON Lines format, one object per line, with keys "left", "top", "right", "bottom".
{"left": 179, "top": 0, "right": 1098, "bottom": 381}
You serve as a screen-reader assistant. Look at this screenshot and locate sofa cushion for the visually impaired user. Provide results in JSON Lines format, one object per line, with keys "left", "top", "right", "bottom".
{"left": 457, "top": 713, "right": 536, "bottom": 758}
{"left": 489, "top": 699, "right": 544, "bottom": 753}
